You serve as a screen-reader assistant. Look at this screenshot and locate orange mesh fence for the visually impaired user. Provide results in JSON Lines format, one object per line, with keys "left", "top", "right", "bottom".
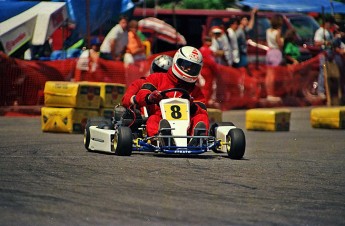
{"left": 0, "top": 51, "right": 323, "bottom": 109}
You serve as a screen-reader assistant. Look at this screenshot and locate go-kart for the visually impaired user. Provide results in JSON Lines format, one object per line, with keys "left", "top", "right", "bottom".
{"left": 84, "top": 88, "right": 246, "bottom": 159}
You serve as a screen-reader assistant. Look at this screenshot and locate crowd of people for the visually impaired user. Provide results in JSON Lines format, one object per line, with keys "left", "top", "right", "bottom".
{"left": 199, "top": 9, "right": 345, "bottom": 104}
{"left": 75, "top": 10, "right": 344, "bottom": 106}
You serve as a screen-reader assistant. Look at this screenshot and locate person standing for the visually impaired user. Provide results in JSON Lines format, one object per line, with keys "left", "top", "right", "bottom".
{"left": 226, "top": 17, "right": 240, "bottom": 67}
{"left": 199, "top": 36, "right": 218, "bottom": 107}
{"left": 314, "top": 17, "right": 335, "bottom": 99}
{"left": 265, "top": 14, "right": 284, "bottom": 102}
{"left": 74, "top": 37, "right": 101, "bottom": 81}
{"left": 210, "top": 26, "right": 233, "bottom": 66}
{"left": 100, "top": 15, "right": 128, "bottom": 61}
{"left": 124, "top": 19, "right": 146, "bottom": 65}
{"left": 283, "top": 29, "right": 301, "bottom": 65}
{"left": 266, "top": 14, "right": 284, "bottom": 66}
{"left": 236, "top": 8, "right": 258, "bottom": 68}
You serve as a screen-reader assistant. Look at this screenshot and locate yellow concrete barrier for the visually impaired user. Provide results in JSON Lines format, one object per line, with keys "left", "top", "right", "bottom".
{"left": 311, "top": 107, "right": 345, "bottom": 129}
{"left": 41, "top": 107, "right": 99, "bottom": 133}
{"left": 246, "top": 108, "right": 291, "bottom": 131}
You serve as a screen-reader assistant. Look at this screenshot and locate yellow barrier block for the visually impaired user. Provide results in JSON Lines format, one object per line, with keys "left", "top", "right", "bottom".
{"left": 311, "top": 107, "right": 345, "bottom": 129}
{"left": 41, "top": 107, "right": 99, "bottom": 133}
{"left": 44, "top": 81, "right": 101, "bottom": 109}
{"left": 207, "top": 108, "right": 222, "bottom": 123}
{"left": 83, "top": 82, "right": 126, "bottom": 108}
{"left": 246, "top": 108, "right": 291, "bottom": 131}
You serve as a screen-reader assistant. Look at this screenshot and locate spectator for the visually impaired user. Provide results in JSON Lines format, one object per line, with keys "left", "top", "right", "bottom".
{"left": 100, "top": 15, "right": 128, "bottom": 61}
{"left": 283, "top": 29, "right": 301, "bottom": 65}
{"left": 124, "top": 20, "right": 147, "bottom": 65}
{"left": 265, "top": 14, "right": 284, "bottom": 102}
{"left": 332, "top": 27, "right": 345, "bottom": 103}
{"left": 236, "top": 8, "right": 258, "bottom": 68}
{"left": 76, "top": 38, "right": 101, "bottom": 71}
{"left": 314, "top": 17, "right": 335, "bottom": 99}
{"left": 226, "top": 17, "right": 240, "bottom": 67}
{"left": 199, "top": 36, "right": 218, "bottom": 107}
{"left": 210, "top": 26, "right": 232, "bottom": 66}
{"left": 74, "top": 37, "right": 101, "bottom": 81}
{"left": 266, "top": 14, "right": 284, "bottom": 66}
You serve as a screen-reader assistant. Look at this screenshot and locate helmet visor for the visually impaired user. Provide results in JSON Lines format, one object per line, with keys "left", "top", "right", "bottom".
{"left": 176, "top": 59, "right": 201, "bottom": 76}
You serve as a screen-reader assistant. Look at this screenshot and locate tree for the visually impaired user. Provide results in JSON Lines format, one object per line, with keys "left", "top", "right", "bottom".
{"left": 138, "top": 0, "right": 235, "bottom": 9}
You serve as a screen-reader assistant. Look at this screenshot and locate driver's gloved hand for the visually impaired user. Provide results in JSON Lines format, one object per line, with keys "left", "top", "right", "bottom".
{"left": 147, "top": 90, "right": 163, "bottom": 104}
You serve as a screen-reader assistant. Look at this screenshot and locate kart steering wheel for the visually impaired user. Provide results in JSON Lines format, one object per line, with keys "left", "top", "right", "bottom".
{"left": 160, "top": 88, "right": 191, "bottom": 100}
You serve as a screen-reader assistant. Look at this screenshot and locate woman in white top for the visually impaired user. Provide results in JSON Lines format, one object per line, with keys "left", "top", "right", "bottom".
{"left": 266, "top": 14, "right": 284, "bottom": 66}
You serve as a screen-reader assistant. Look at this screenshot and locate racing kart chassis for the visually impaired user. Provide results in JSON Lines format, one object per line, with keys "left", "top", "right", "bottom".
{"left": 84, "top": 88, "right": 246, "bottom": 159}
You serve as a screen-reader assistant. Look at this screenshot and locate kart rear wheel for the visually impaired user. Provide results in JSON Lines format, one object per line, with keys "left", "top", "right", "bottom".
{"left": 209, "top": 122, "right": 235, "bottom": 137}
{"left": 114, "top": 127, "right": 133, "bottom": 156}
{"left": 226, "top": 128, "right": 246, "bottom": 160}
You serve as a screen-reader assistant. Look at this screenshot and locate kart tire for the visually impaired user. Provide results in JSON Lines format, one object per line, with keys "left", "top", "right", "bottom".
{"left": 209, "top": 122, "right": 235, "bottom": 137}
{"left": 114, "top": 127, "right": 133, "bottom": 156}
{"left": 226, "top": 128, "right": 246, "bottom": 160}
{"left": 84, "top": 124, "right": 91, "bottom": 151}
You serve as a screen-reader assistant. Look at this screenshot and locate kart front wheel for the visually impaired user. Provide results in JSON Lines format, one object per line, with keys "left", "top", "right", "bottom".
{"left": 84, "top": 125, "right": 91, "bottom": 151}
{"left": 226, "top": 128, "right": 246, "bottom": 159}
{"left": 114, "top": 127, "right": 133, "bottom": 156}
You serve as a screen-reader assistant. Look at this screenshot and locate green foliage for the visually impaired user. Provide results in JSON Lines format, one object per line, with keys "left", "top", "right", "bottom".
{"left": 138, "top": 0, "right": 233, "bottom": 9}
{"left": 182, "top": 0, "right": 228, "bottom": 9}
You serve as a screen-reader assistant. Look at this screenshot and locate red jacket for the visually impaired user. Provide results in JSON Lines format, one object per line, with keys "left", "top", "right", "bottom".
{"left": 121, "top": 78, "right": 145, "bottom": 108}
{"left": 135, "top": 68, "right": 208, "bottom": 117}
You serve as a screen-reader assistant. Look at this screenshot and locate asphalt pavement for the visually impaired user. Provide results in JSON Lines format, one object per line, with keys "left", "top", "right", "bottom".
{"left": 0, "top": 107, "right": 344, "bottom": 226}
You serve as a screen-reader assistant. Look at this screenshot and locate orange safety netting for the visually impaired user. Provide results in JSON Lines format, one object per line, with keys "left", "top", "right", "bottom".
{"left": 0, "top": 51, "right": 324, "bottom": 110}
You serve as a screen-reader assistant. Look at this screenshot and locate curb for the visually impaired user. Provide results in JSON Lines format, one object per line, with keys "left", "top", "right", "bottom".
{"left": 0, "top": 106, "right": 42, "bottom": 116}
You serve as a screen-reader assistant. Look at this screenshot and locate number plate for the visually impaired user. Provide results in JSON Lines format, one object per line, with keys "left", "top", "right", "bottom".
{"left": 163, "top": 103, "right": 188, "bottom": 120}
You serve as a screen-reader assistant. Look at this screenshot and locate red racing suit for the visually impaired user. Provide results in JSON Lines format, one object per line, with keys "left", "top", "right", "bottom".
{"left": 122, "top": 78, "right": 146, "bottom": 108}
{"left": 135, "top": 68, "right": 209, "bottom": 136}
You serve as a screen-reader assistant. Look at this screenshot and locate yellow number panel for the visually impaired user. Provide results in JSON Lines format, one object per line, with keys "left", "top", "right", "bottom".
{"left": 163, "top": 103, "right": 188, "bottom": 120}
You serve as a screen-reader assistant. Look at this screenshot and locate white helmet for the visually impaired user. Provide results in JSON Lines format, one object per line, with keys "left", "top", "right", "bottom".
{"left": 172, "top": 46, "right": 203, "bottom": 83}
{"left": 150, "top": 55, "right": 173, "bottom": 73}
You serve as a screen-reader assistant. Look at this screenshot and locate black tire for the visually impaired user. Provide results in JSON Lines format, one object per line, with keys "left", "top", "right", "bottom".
{"left": 226, "top": 128, "right": 246, "bottom": 160}
{"left": 209, "top": 122, "right": 235, "bottom": 137}
{"left": 84, "top": 124, "right": 91, "bottom": 151}
{"left": 114, "top": 127, "right": 133, "bottom": 156}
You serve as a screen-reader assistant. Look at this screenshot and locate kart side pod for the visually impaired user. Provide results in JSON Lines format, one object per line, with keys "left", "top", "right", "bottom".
{"left": 215, "top": 125, "right": 237, "bottom": 153}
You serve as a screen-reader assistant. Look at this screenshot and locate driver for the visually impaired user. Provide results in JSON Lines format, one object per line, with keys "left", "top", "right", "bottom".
{"left": 122, "top": 54, "right": 173, "bottom": 108}
{"left": 135, "top": 46, "right": 209, "bottom": 146}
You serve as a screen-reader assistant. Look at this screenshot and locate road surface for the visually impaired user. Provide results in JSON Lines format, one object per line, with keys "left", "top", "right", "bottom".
{"left": 0, "top": 107, "right": 344, "bottom": 225}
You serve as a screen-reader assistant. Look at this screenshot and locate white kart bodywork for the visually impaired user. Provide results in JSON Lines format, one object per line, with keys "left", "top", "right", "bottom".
{"left": 159, "top": 98, "right": 190, "bottom": 146}
{"left": 88, "top": 126, "right": 115, "bottom": 153}
{"left": 215, "top": 125, "right": 237, "bottom": 153}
